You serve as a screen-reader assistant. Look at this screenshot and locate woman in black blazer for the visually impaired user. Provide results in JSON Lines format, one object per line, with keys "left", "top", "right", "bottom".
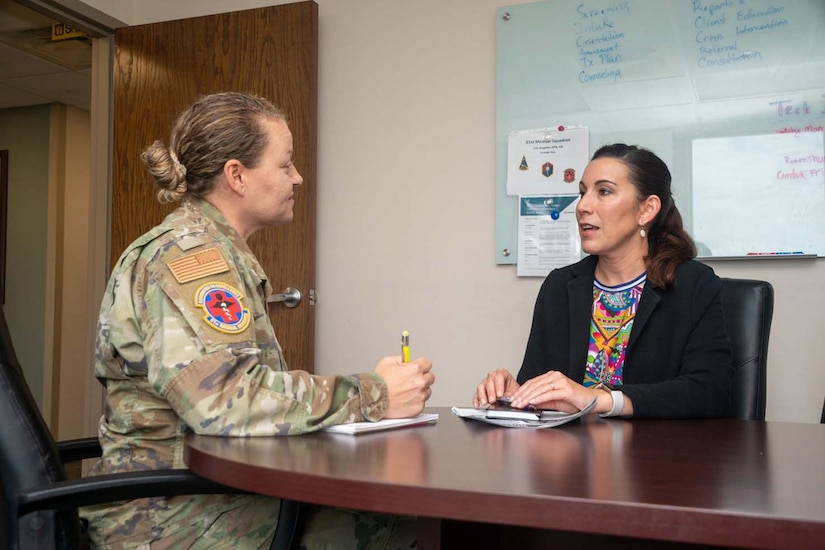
{"left": 474, "top": 144, "right": 732, "bottom": 419}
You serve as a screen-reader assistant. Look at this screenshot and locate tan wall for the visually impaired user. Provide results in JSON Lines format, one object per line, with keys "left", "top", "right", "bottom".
{"left": 0, "top": 104, "right": 50, "bottom": 408}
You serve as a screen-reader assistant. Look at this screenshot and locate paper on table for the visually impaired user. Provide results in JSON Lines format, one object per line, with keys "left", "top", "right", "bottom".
{"left": 451, "top": 397, "right": 597, "bottom": 429}
{"left": 322, "top": 413, "right": 438, "bottom": 435}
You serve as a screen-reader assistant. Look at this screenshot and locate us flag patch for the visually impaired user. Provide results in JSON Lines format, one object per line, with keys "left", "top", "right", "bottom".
{"left": 167, "top": 247, "right": 230, "bottom": 284}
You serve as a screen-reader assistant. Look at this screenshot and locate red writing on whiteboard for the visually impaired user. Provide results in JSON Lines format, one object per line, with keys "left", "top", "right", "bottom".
{"left": 776, "top": 169, "right": 824, "bottom": 180}
{"left": 776, "top": 125, "right": 824, "bottom": 136}
{"left": 785, "top": 155, "right": 825, "bottom": 165}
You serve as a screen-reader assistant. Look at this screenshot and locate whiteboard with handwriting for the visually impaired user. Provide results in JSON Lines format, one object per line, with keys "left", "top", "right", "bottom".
{"left": 495, "top": 0, "right": 825, "bottom": 261}
{"left": 693, "top": 132, "right": 825, "bottom": 256}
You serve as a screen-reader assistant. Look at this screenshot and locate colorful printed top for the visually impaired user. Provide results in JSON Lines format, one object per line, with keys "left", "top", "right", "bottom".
{"left": 583, "top": 273, "right": 646, "bottom": 388}
{"left": 83, "top": 199, "right": 388, "bottom": 548}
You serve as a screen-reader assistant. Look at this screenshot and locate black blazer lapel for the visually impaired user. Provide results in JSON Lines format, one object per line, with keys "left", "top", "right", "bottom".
{"left": 629, "top": 283, "right": 661, "bottom": 349}
{"left": 568, "top": 257, "right": 597, "bottom": 380}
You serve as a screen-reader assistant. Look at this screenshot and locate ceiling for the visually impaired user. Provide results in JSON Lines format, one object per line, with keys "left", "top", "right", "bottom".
{"left": 0, "top": 0, "right": 92, "bottom": 111}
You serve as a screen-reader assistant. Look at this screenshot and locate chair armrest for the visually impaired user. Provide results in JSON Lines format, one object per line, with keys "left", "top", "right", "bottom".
{"left": 56, "top": 437, "right": 102, "bottom": 463}
{"left": 18, "top": 469, "right": 244, "bottom": 516}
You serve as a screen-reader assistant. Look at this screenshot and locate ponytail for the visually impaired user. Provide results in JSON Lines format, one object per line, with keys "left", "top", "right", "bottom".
{"left": 645, "top": 203, "right": 696, "bottom": 289}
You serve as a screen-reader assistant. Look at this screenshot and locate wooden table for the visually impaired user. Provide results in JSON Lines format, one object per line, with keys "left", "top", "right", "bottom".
{"left": 184, "top": 408, "right": 825, "bottom": 549}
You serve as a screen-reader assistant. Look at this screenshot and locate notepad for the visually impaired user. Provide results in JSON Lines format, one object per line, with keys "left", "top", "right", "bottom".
{"left": 321, "top": 413, "right": 439, "bottom": 435}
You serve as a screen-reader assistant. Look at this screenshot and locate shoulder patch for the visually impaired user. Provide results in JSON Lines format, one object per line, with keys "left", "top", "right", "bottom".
{"left": 176, "top": 235, "right": 207, "bottom": 251}
{"left": 166, "top": 247, "right": 230, "bottom": 284}
{"left": 195, "top": 282, "right": 251, "bottom": 334}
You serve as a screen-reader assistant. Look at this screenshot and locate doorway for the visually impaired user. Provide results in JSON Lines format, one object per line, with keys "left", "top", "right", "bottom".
{"left": 0, "top": 0, "right": 114, "bottom": 439}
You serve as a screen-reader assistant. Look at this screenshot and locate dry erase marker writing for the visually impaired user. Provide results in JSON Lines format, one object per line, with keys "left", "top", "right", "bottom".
{"left": 401, "top": 330, "right": 410, "bottom": 363}
{"left": 746, "top": 251, "right": 805, "bottom": 256}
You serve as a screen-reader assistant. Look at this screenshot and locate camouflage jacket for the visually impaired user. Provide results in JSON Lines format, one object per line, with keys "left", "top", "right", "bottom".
{"left": 83, "top": 198, "right": 388, "bottom": 548}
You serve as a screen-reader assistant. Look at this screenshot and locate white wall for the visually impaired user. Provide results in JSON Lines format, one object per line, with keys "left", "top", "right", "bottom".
{"left": 82, "top": 0, "right": 825, "bottom": 423}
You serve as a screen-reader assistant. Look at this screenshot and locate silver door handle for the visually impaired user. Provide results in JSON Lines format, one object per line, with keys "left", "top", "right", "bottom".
{"left": 266, "top": 287, "right": 301, "bottom": 308}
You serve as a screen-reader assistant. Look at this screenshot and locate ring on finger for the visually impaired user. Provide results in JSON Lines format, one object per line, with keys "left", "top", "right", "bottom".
{"left": 550, "top": 382, "right": 555, "bottom": 391}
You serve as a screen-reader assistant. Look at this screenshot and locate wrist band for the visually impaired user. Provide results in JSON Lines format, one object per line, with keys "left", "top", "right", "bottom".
{"left": 599, "top": 390, "right": 625, "bottom": 418}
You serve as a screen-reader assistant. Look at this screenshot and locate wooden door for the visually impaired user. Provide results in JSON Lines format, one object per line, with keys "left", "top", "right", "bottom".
{"left": 112, "top": 2, "right": 318, "bottom": 371}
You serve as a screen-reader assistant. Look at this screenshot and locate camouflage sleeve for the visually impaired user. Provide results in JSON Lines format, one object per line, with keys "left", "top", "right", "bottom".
{"left": 97, "top": 254, "right": 147, "bottom": 378}
{"left": 136, "top": 249, "right": 388, "bottom": 437}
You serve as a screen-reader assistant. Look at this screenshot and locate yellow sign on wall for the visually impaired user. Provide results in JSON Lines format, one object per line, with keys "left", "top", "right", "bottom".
{"left": 51, "top": 23, "right": 85, "bottom": 41}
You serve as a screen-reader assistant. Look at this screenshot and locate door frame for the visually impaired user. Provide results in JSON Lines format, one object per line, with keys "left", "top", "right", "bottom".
{"left": 83, "top": 34, "right": 113, "bottom": 438}
{"left": 14, "top": 0, "right": 117, "bottom": 437}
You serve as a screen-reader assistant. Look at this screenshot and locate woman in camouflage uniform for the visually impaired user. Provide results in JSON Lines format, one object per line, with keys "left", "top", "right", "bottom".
{"left": 82, "top": 92, "right": 434, "bottom": 549}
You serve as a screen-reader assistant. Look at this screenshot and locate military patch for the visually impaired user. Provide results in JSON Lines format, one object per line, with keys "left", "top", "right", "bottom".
{"left": 176, "top": 235, "right": 206, "bottom": 251}
{"left": 167, "top": 247, "right": 230, "bottom": 284}
{"left": 195, "top": 282, "right": 251, "bottom": 334}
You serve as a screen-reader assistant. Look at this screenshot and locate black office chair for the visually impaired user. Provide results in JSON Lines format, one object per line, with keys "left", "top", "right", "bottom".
{"left": 719, "top": 278, "right": 774, "bottom": 421}
{"left": 820, "top": 397, "right": 825, "bottom": 424}
{"left": 0, "top": 306, "right": 301, "bottom": 550}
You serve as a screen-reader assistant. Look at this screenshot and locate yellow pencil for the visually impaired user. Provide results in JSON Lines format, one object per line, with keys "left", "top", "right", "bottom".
{"left": 401, "top": 330, "right": 410, "bottom": 363}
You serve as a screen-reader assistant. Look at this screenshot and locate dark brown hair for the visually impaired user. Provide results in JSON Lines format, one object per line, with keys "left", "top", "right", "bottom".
{"left": 591, "top": 143, "right": 696, "bottom": 289}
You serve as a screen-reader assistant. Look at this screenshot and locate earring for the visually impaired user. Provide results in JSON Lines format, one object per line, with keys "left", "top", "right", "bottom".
{"left": 640, "top": 227, "right": 646, "bottom": 238}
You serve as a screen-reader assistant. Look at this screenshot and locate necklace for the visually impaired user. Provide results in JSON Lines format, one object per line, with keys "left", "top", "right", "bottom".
{"left": 599, "top": 288, "right": 635, "bottom": 313}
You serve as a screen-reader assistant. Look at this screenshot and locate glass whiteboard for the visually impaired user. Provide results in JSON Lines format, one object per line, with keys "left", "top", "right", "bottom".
{"left": 495, "top": 0, "right": 825, "bottom": 262}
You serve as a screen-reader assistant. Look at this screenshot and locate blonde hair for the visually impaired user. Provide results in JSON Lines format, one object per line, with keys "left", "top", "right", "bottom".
{"left": 141, "top": 92, "right": 285, "bottom": 203}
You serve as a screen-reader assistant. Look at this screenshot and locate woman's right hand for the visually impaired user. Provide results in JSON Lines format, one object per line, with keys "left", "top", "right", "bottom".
{"left": 376, "top": 356, "right": 435, "bottom": 419}
{"left": 473, "top": 368, "right": 520, "bottom": 408}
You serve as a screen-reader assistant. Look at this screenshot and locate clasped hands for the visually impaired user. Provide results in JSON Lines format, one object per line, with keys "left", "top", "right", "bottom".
{"left": 474, "top": 368, "right": 606, "bottom": 414}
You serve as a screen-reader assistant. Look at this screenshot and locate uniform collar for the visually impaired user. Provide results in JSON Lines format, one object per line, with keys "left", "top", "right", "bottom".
{"left": 182, "top": 198, "right": 269, "bottom": 284}
{"left": 185, "top": 198, "right": 240, "bottom": 240}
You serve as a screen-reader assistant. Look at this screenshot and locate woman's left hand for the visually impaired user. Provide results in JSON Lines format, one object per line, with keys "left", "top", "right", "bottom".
{"left": 510, "top": 371, "right": 600, "bottom": 413}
